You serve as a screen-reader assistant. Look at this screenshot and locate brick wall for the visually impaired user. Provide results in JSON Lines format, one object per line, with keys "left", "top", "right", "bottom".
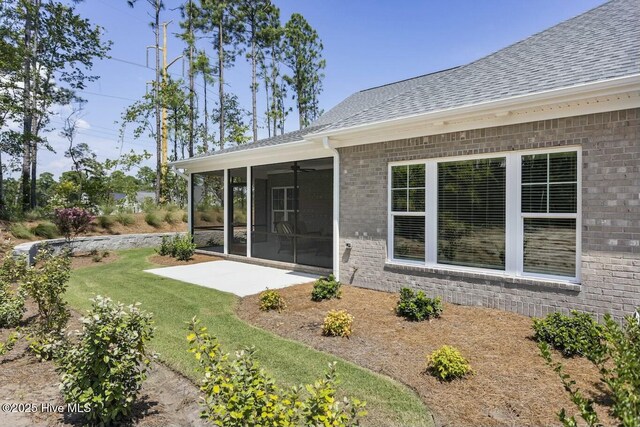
{"left": 338, "top": 108, "right": 640, "bottom": 320}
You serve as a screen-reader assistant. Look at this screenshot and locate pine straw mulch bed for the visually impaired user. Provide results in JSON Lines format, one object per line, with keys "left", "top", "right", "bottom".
{"left": 147, "top": 253, "right": 223, "bottom": 267}
{"left": 237, "top": 283, "right": 615, "bottom": 427}
{"left": 0, "top": 282, "right": 206, "bottom": 426}
{"left": 70, "top": 251, "right": 120, "bottom": 269}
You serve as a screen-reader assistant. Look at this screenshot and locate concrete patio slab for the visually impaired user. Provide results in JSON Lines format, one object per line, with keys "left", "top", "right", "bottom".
{"left": 144, "top": 260, "right": 319, "bottom": 297}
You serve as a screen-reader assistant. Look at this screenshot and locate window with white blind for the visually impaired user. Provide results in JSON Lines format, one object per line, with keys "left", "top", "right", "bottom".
{"left": 388, "top": 148, "right": 580, "bottom": 282}
{"left": 390, "top": 164, "right": 425, "bottom": 262}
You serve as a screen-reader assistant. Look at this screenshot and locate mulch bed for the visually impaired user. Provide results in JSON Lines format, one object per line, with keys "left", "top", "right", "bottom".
{"left": 0, "top": 297, "right": 206, "bottom": 427}
{"left": 70, "top": 251, "right": 119, "bottom": 269}
{"left": 148, "top": 253, "right": 222, "bottom": 267}
{"left": 238, "top": 283, "right": 615, "bottom": 427}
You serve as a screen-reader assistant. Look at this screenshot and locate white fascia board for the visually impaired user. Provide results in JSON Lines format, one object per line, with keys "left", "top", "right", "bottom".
{"left": 305, "top": 74, "right": 640, "bottom": 143}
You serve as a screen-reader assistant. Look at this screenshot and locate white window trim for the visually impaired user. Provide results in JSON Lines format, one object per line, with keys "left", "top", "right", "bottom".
{"left": 387, "top": 146, "right": 582, "bottom": 283}
{"left": 271, "top": 186, "right": 296, "bottom": 232}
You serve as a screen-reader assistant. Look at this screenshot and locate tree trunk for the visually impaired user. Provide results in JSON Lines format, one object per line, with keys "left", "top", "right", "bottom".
{"left": 218, "top": 20, "right": 225, "bottom": 150}
{"left": 251, "top": 23, "right": 257, "bottom": 143}
{"left": 203, "top": 73, "right": 208, "bottom": 152}
{"left": 30, "top": 139, "right": 36, "bottom": 208}
{"left": 265, "top": 71, "right": 271, "bottom": 138}
{"left": 154, "top": 2, "right": 162, "bottom": 204}
{"left": 21, "top": 0, "right": 34, "bottom": 212}
{"left": 187, "top": 0, "right": 194, "bottom": 158}
{"left": 0, "top": 150, "right": 5, "bottom": 216}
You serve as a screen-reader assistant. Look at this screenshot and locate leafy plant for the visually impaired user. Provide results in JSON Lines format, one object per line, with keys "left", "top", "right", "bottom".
{"left": 164, "top": 211, "right": 176, "bottom": 225}
{"left": 311, "top": 274, "right": 342, "bottom": 301}
{"left": 58, "top": 296, "right": 155, "bottom": 426}
{"left": 427, "top": 345, "right": 472, "bottom": 381}
{"left": 533, "top": 311, "right": 603, "bottom": 358}
{"left": 322, "top": 309, "right": 354, "bottom": 338}
{"left": 52, "top": 207, "right": 94, "bottom": 244}
{"left": 144, "top": 210, "right": 162, "bottom": 228}
{"left": 0, "top": 284, "right": 25, "bottom": 328}
{"left": 0, "top": 254, "right": 28, "bottom": 284}
{"left": 156, "top": 234, "right": 195, "bottom": 261}
{"left": 157, "top": 236, "right": 172, "bottom": 256}
{"left": 9, "top": 223, "right": 33, "bottom": 240}
{"left": 187, "top": 318, "right": 366, "bottom": 427}
{"left": 539, "top": 309, "right": 640, "bottom": 427}
{"left": 30, "top": 222, "right": 59, "bottom": 239}
{"left": 181, "top": 211, "right": 188, "bottom": 223}
{"left": 97, "top": 214, "right": 114, "bottom": 228}
{"left": 259, "top": 289, "right": 287, "bottom": 312}
{"left": 114, "top": 211, "right": 135, "bottom": 226}
{"left": 92, "top": 254, "right": 102, "bottom": 263}
{"left": 0, "top": 332, "right": 19, "bottom": 356}
{"left": 396, "top": 287, "right": 443, "bottom": 321}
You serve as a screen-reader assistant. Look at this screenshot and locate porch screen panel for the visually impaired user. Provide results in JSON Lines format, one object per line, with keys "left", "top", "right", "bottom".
{"left": 391, "top": 164, "right": 425, "bottom": 262}
{"left": 437, "top": 157, "right": 506, "bottom": 270}
{"left": 191, "top": 170, "right": 224, "bottom": 253}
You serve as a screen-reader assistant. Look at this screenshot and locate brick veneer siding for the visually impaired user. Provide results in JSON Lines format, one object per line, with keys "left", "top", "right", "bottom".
{"left": 337, "top": 108, "right": 640, "bottom": 320}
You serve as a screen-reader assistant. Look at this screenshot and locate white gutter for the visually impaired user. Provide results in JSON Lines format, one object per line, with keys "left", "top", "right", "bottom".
{"left": 322, "top": 136, "right": 341, "bottom": 281}
{"left": 307, "top": 74, "right": 640, "bottom": 140}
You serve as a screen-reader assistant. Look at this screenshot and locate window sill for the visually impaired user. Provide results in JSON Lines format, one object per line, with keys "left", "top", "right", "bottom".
{"left": 383, "top": 261, "right": 582, "bottom": 293}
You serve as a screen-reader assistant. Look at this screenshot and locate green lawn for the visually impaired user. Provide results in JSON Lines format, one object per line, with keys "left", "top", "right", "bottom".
{"left": 66, "top": 248, "right": 434, "bottom": 427}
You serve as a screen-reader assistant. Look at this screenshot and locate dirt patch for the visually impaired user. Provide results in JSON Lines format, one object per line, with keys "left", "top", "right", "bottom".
{"left": 70, "top": 251, "right": 120, "bottom": 270}
{"left": 237, "top": 283, "right": 614, "bottom": 427}
{"left": 0, "top": 298, "right": 205, "bottom": 426}
{"left": 148, "top": 253, "right": 222, "bottom": 267}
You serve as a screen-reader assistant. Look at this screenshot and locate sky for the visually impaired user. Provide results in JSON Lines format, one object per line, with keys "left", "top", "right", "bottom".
{"left": 21, "top": 0, "right": 608, "bottom": 178}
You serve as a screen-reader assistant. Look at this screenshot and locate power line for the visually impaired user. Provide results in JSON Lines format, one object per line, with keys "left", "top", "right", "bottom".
{"left": 76, "top": 90, "right": 138, "bottom": 102}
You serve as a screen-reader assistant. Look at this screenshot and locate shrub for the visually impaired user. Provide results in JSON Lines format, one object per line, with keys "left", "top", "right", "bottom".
{"left": 259, "top": 289, "right": 286, "bottom": 312}
{"left": 311, "top": 274, "right": 342, "bottom": 301}
{"left": 539, "top": 309, "right": 640, "bottom": 427}
{"left": 0, "top": 254, "right": 28, "bottom": 284}
{"left": 0, "top": 332, "right": 19, "bottom": 356}
{"left": 52, "top": 207, "right": 94, "bottom": 244}
{"left": 97, "top": 214, "right": 114, "bottom": 228}
{"left": 427, "top": 345, "right": 472, "bottom": 381}
{"left": 396, "top": 287, "right": 443, "bottom": 321}
{"left": 144, "top": 211, "right": 162, "bottom": 228}
{"left": 114, "top": 211, "right": 135, "bottom": 226}
{"left": 172, "top": 234, "right": 196, "bottom": 261}
{"left": 58, "top": 296, "right": 155, "bottom": 426}
{"left": 31, "top": 222, "right": 59, "bottom": 239}
{"left": 187, "top": 318, "right": 366, "bottom": 427}
{"left": 99, "top": 204, "right": 115, "bottom": 216}
{"left": 532, "top": 311, "right": 603, "bottom": 358}
{"left": 9, "top": 223, "right": 33, "bottom": 240}
{"left": 0, "top": 284, "right": 25, "bottom": 328}
{"left": 157, "top": 236, "right": 173, "bottom": 256}
{"left": 92, "top": 254, "right": 102, "bottom": 263}
{"left": 322, "top": 309, "right": 354, "bottom": 338}
{"left": 181, "top": 211, "right": 188, "bottom": 223}
{"left": 163, "top": 211, "right": 176, "bottom": 225}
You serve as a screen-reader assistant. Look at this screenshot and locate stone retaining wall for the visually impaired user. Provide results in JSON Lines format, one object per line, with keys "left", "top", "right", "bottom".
{"left": 13, "top": 232, "right": 185, "bottom": 264}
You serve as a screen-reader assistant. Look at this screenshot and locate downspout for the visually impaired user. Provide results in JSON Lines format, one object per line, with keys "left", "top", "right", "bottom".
{"left": 322, "top": 137, "right": 340, "bottom": 281}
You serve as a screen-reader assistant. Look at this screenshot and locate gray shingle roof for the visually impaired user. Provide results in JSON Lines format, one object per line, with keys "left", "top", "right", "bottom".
{"left": 187, "top": 0, "right": 639, "bottom": 161}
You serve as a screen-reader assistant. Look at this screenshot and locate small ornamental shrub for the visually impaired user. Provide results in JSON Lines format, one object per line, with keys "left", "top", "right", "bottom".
{"left": 0, "top": 284, "right": 25, "bottom": 328}
{"left": 0, "top": 254, "right": 28, "bottom": 284}
{"left": 181, "top": 211, "right": 188, "bottom": 223}
{"left": 533, "top": 311, "right": 603, "bottom": 358}
{"left": 53, "top": 207, "right": 94, "bottom": 243}
{"left": 311, "top": 274, "right": 342, "bottom": 301}
{"left": 144, "top": 210, "right": 162, "bottom": 228}
{"left": 259, "top": 289, "right": 287, "bottom": 312}
{"left": 157, "top": 236, "right": 172, "bottom": 256}
{"left": 9, "top": 223, "right": 33, "bottom": 240}
{"left": 396, "top": 287, "right": 443, "bottom": 321}
{"left": 114, "top": 211, "right": 135, "bottom": 226}
{"left": 539, "top": 310, "right": 640, "bottom": 427}
{"left": 97, "top": 214, "right": 114, "bottom": 228}
{"left": 322, "top": 309, "right": 354, "bottom": 338}
{"left": 427, "top": 345, "right": 472, "bottom": 381}
{"left": 92, "top": 253, "right": 102, "bottom": 263}
{"left": 163, "top": 211, "right": 176, "bottom": 225}
{"left": 31, "top": 222, "right": 59, "bottom": 239}
{"left": 0, "top": 332, "right": 19, "bottom": 356}
{"left": 187, "top": 318, "right": 366, "bottom": 427}
{"left": 156, "top": 234, "right": 196, "bottom": 261}
{"left": 58, "top": 296, "right": 155, "bottom": 426}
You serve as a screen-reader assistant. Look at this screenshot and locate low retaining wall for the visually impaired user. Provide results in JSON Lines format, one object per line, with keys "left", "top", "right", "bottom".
{"left": 13, "top": 232, "right": 185, "bottom": 263}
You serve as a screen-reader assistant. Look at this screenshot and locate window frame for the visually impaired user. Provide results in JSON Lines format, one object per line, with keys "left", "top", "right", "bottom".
{"left": 271, "top": 186, "right": 296, "bottom": 232}
{"left": 387, "top": 146, "right": 582, "bottom": 283}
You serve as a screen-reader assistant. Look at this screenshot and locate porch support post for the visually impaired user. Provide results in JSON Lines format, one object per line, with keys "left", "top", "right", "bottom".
{"left": 223, "top": 168, "right": 229, "bottom": 255}
{"left": 323, "top": 137, "right": 340, "bottom": 281}
{"left": 246, "top": 166, "right": 252, "bottom": 258}
{"left": 187, "top": 172, "right": 192, "bottom": 235}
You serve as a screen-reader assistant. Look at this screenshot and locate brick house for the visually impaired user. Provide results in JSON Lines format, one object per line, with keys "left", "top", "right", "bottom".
{"left": 173, "top": 0, "right": 640, "bottom": 319}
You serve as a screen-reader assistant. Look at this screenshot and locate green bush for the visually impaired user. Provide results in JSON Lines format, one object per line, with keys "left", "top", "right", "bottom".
{"left": 163, "top": 211, "right": 176, "bottom": 225}
{"left": 157, "top": 236, "right": 172, "bottom": 256}
{"left": 172, "top": 234, "right": 196, "bottom": 261}
{"left": 30, "top": 222, "right": 59, "bottom": 239}
{"left": 58, "top": 296, "right": 155, "bottom": 426}
{"left": 396, "top": 287, "right": 443, "bottom": 321}
{"left": 144, "top": 211, "right": 163, "bottom": 228}
{"left": 259, "top": 289, "right": 287, "bottom": 312}
{"left": 322, "top": 309, "right": 354, "bottom": 338}
{"left": 532, "top": 311, "right": 603, "bottom": 358}
{"left": 114, "top": 211, "right": 135, "bottom": 226}
{"left": 539, "top": 309, "right": 640, "bottom": 427}
{"left": 0, "top": 284, "right": 25, "bottom": 328}
{"left": 311, "top": 274, "right": 342, "bottom": 301}
{"left": 97, "top": 214, "right": 114, "bottom": 228}
{"left": 427, "top": 345, "right": 472, "bottom": 381}
{"left": 99, "top": 204, "right": 115, "bottom": 216}
{"left": 9, "top": 223, "right": 33, "bottom": 240}
{"left": 181, "top": 211, "right": 188, "bottom": 223}
{"left": 0, "top": 254, "right": 28, "bottom": 284}
{"left": 187, "top": 318, "right": 366, "bottom": 427}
